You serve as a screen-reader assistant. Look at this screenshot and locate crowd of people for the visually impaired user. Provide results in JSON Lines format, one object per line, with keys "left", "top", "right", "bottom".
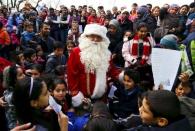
{"left": 0, "top": 1, "right": 195, "bottom": 131}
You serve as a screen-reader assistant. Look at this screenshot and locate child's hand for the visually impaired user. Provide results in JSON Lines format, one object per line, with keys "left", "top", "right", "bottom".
{"left": 179, "top": 72, "right": 189, "bottom": 83}
{"left": 43, "top": 105, "right": 53, "bottom": 112}
{"left": 67, "top": 108, "right": 75, "bottom": 112}
{"left": 29, "top": 40, "right": 37, "bottom": 44}
{"left": 158, "top": 84, "right": 164, "bottom": 90}
{"left": 111, "top": 54, "right": 116, "bottom": 59}
{"left": 58, "top": 112, "right": 68, "bottom": 131}
{"left": 82, "top": 98, "right": 91, "bottom": 110}
{"left": 0, "top": 97, "right": 7, "bottom": 107}
{"left": 11, "top": 123, "right": 36, "bottom": 131}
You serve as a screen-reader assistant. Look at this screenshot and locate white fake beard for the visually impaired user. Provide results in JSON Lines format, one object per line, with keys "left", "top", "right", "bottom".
{"left": 79, "top": 36, "right": 111, "bottom": 73}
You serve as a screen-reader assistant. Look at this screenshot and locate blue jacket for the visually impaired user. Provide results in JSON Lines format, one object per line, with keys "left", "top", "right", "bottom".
{"left": 21, "top": 31, "right": 35, "bottom": 42}
{"left": 67, "top": 112, "right": 89, "bottom": 131}
{"left": 21, "top": 31, "right": 36, "bottom": 49}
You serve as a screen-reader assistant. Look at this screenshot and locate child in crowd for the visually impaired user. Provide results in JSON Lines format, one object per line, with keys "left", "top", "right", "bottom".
{"left": 20, "top": 21, "right": 37, "bottom": 49}
{"left": 10, "top": 51, "right": 25, "bottom": 68}
{"left": 159, "top": 34, "right": 194, "bottom": 88}
{"left": 108, "top": 68, "right": 142, "bottom": 119}
{"left": 35, "top": 45, "right": 46, "bottom": 65}
{"left": 50, "top": 78, "right": 72, "bottom": 113}
{"left": 6, "top": 25, "right": 20, "bottom": 46}
{"left": 2, "top": 65, "right": 25, "bottom": 130}
{"left": 64, "top": 40, "right": 75, "bottom": 60}
{"left": 79, "top": 10, "right": 87, "bottom": 32}
{"left": 16, "top": 20, "right": 24, "bottom": 38}
{"left": 98, "top": 11, "right": 106, "bottom": 25}
{"left": 23, "top": 48, "right": 37, "bottom": 69}
{"left": 83, "top": 101, "right": 117, "bottom": 131}
{"left": 12, "top": 76, "right": 69, "bottom": 131}
{"left": 45, "top": 41, "right": 66, "bottom": 73}
{"left": 122, "top": 22, "right": 154, "bottom": 88}
{"left": 122, "top": 22, "right": 152, "bottom": 68}
{"left": 68, "top": 21, "right": 80, "bottom": 46}
{"left": 173, "top": 78, "right": 195, "bottom": 99}
{"left": 25, "top": 64, "right": 43, "bottom": 79}
{"left": 0, "top": 12, "right": 7, "bottom": 26}
{"left": 124, "top": 90, "right": 192, "bottom": 131}
{"left": 0, "top": 21, "right": 11, "bottom": 58}
{"left": 103, "top": 16, "right": 111, "bottom": 28}
{"left": 112, "top": 30, "right": 133, "bottom": 68}
{"left": 54, "top": 65, "right": 66, "bottom": 81}
{"left": 174, "top": 81, "right": 194, "bottom": 97}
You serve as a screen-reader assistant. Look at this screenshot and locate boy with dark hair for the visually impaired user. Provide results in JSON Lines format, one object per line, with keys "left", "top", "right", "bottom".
{"left": 83, "top": 101, "right": 117, "bottom": 131}
{"left": 146, "top": 4, "right": 152, "bottom": 11}
{"left": 124, "top": 90, "right": 192, "bottom": 131}
{"left": 108, "top": 68, "right": 142, "bottom": 119}
{"left": 23, "top": 48, "right": 37, "bottom": 69}
{"left": 45, "top": 41, "right": 66, "bottom": 73}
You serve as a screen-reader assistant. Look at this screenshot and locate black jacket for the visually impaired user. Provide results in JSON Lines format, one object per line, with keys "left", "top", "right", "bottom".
{"left": 124, "top": 117, "right": 192, "bottom": 131}
{"left": 109, "top": 81, "right": 141, "bottom": 119}
{"left": 45, "top": 54, "right": 66, "bottom": 73}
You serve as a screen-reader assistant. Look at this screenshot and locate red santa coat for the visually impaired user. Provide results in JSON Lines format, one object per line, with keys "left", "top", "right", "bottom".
{"left": 67, "top": 47, "right": 120, "bottom": 107}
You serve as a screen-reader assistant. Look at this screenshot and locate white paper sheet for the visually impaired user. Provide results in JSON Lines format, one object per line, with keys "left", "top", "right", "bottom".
{"left": 151, "top": 48, "right": 181, "bottom": 90}
{"left": 49, "top": 96, "right": 62, "bottom": 114}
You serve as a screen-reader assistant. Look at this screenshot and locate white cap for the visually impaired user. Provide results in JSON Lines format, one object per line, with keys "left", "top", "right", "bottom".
{"left": 81, "top": 24, "right": 109, "bottom": 43}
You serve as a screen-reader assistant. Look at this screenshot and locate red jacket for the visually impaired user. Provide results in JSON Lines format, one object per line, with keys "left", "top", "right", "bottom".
{"left": 0, "top": 57, "right": 12, "bottom": 73}
{"left": 98, "top": 17, "right": 105, "bottom": 25}
{"left": 0, "top": 57, "right": 12, "bottom": 95}
{"left": 87, "top": 15, "right": 99, "bottom": 24}
{"left": 0, "top": 28, "right": 10, "bottom": 45}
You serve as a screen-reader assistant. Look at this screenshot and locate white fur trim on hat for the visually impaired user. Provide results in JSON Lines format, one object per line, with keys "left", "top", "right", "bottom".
{"left": 121, "top": 9, "right": 129, "bottom": 14}
{"left": 72, "top": 91, "right": 84, "bottom": 107}
{"left": 81, "top": 24, "right": 109, "bottom": 43}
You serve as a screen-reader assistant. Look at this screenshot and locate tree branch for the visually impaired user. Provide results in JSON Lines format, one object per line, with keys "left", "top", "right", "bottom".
{"left": 0, "top": 0, "right": 3, "bottom": 6}
{"left": 16, "top": 0, "right": 25, "bottom": 11}
{"left": 35, "top": 0, "right": 42, "bottom": 8}
{"left": 11, "top": 0, "right": 14, "bottom": 7}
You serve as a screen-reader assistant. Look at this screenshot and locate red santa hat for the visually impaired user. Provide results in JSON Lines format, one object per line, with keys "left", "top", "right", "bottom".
{"left": 81, "top": 24, "right": 110, "bottom": 44}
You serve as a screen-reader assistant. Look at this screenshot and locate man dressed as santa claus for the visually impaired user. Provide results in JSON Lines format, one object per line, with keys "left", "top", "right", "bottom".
{"left": 67, "top": 24, "right": 120, "bottom": 107}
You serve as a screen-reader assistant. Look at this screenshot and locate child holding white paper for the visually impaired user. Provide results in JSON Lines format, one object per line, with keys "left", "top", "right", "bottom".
{"left": 12, "top": 76, "right": 69, "bottom": 131}
{"left": 159, "top": 34, "right": 194, "bottom": 89}
{"left": 50, "top": 78, "right": 72, "bottom": 113}
{"left": 173, "top": 78, "right": 195, "bottom": 99}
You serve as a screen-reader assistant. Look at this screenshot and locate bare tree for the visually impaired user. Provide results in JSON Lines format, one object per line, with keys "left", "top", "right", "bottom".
{"left": 5, "top": 0, "right": 42, "bottom": 11}
{"left": 0, "top": 0, "right": 3, "bottom": 5}
{"left": 16, "top": 0, "right": 25, "bottom": 11}
{"left": 15, "top": 0, "right": 42, "bottom": 11}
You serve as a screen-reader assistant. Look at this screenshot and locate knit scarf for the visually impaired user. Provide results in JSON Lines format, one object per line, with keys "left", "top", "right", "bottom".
{"left": 130, "top": 35, "right": 151, "bottom": 64}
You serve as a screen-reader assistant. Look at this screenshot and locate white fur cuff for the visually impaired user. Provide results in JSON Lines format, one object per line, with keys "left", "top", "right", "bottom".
{"left": 118, "top": 70, "right": 124, "bottom": 83}
{"left": 72, "top": 92, "right": 84, "bottom": 107}
{"left": 130, "top": 57, "right": 137, "bottom": 65}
